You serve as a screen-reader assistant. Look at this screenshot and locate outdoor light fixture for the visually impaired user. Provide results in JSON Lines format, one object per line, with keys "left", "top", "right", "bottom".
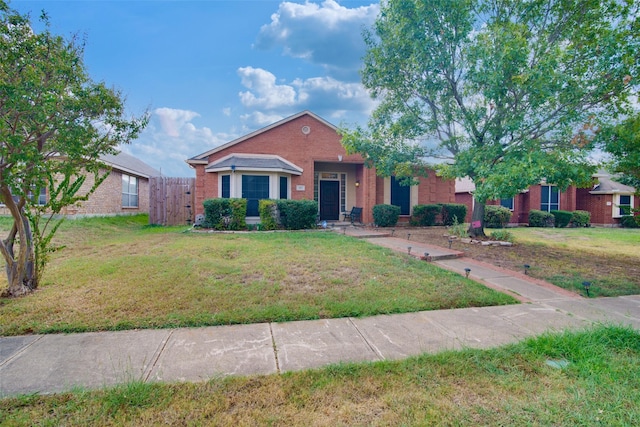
{"left": 407, "top": 233, "right": 411, "bottom": 240}
{"left": 464, "top": 268, "right": 471, "bottom": 278}
{"left": 582, "top": 281, "right": 592, "bottom": 297}
{"left": 407, "top": 246, "right": 412, "bottom": 255}
{"left": 355, "top": 180, "right": 360, "bottom": 187}
{"left": 231, "top": 164, "right": 236, "bottom": 172}
{"left": 391, "top": 229, "right": 395, "bottom": 236}
{"left": 448, "top": 237, "right": 453, "bottom": 249}
{"left": 524, "top": 264, "right": 530, "bottom": 275}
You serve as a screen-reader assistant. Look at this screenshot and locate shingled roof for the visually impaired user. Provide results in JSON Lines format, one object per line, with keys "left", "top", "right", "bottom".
{"left": 100, "top": 152, "right": 161, "bottom": 178}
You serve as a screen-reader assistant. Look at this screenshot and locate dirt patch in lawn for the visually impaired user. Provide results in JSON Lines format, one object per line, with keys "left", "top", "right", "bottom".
{"left": 397, "top": 227, "right": 640, "bottom": 297}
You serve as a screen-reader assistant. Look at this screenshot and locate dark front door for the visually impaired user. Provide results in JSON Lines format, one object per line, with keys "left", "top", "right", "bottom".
{"left": 319, "top": 180, "right": 340, "bottom": 220}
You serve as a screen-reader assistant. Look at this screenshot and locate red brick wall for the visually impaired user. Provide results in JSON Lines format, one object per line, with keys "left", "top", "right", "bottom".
{"left": 192, "top": 113, "right": 456, "bottom": 224}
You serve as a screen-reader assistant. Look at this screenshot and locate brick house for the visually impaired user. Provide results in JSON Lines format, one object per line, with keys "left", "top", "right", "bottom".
{"left": 455, "top": 171, "right": 638, "bottom": 227}
{"left": 0, "top": 151, "right": 161, "bottom": 217}
{"left": 186, "top": 111, "right": 455, "bottom": 225}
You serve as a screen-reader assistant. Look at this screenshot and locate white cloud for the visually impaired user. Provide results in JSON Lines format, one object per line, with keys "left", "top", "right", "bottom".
{"left": 122, "top": 108, "right": 238, "bottom": 177}
{"left": 255, "top": 0, "right": 379, "bottom": 80}
{"left": 238, "top": 66, "right": 298, "bottom": 109}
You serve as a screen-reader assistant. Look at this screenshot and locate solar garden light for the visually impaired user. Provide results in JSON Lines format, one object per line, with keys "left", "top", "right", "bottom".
{"left": 448, "top": 237, "right": 453, "bottom": 249}
{"left": 524, "top": 264, "right": 530, "bottom": 275}
{"left": 391, "top": 229, "right": 395, "bottom": 236}
{"left": 582, "top": 281, "right": 592, "bottom": 297}
{"left": 464, "top": 268, "right": 471, "bottom": 278}
{"left": 407, "top": 233, "right": 411, "bottom": 240}
{"left": 407, "top": 246, "right": 412, "bottom": 255}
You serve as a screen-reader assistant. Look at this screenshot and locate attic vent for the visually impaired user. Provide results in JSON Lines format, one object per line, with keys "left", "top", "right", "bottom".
{"left": 301, "top": 125, "right": 311, "bottom": 135}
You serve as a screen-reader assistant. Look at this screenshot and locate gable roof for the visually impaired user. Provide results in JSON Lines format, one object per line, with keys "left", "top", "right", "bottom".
{"left": 186, "top": 110, "right": 338, "bottom": 165}
{"left": 205, "top": 154, "right": 303, "bottom": 175}
{"left": 589, "top": 171, "right": 636, "bottom": 194}
{"left": 100, "top": 151, "right": 161, "bottom": 179}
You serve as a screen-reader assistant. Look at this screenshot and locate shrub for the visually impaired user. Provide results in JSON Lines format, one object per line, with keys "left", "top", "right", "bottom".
{"left": 276, "top": 199, "right": 318, "bottom": 230}
{"left": 202, "top": 198, "right": 246, "bottom": 230}
{"left": 528, "top": 209, "right": 555, "bottom": 227}
{"left": 202, "top": 198, "right": 231, "bottom": 229}
{"left": 620, "top": 214, "right": 640, "bottom": 228}
{"left": 449, "top": 216, "right": 468, "bottom": 238}
{"left": 484, "top": 205, "right": 512, "bottom": 228}
{"left": 411, "top": 204, "right": 441, "bottom": 226}
{"left": 490, "top": 229, "right": 515, "bottom": 242}
{"left": 551, "top": 210, "right": 573, "bottom": 228}
{"left": 228, "top": 198, "right": 247, "bottom": 230}
{"left": 570, "top": 210, "right": 591, "bottom": 227}
{"left": 441, "top": 203, "right": 467, "bottom": 226}
{"left": 373, "top": 204, "right": 401, "bottom": 227}
{"left": 259, "top": 200, "right": 279, "bottom": 231}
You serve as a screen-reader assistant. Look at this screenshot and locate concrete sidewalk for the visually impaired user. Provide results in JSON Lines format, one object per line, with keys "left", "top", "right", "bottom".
{"left": 2, "top": 229, "right": 639, "bottom": 397}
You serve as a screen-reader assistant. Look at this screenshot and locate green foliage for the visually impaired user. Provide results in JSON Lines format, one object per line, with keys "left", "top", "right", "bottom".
{"left": 258, "top": 199, "right": 279, "bottom": 231}
{"left": 202, "top": 198, "right": 246, "bottom": 230}
{"left": 440, "top": 204, "right": 467, "bottom": 227}
{"left": 597, "top": 112, "right": 640, "bottom": 183}
{"left": 550, "top": 210, "right": 573, "bottom": 228}
{"left": 528, "top": 210, "right": 555, "bottom": 228}
{"left": 372, "top": 204, "right": 401, "bottom": 227}
{"left": 448, "top": 216, "right": 468, "bottom": 238}
{"left": 484, "top": 205, "right": 512, "bottom": 228}
{"left": 0, "top": 4, "right": 147, "bottom": 296}
{"left": 340, "top": 0, "right": 637, "bottom": 235}
{"left": 276, "top": 200, "right": 318, "bottom": 230}
{"left": 620, "top": 214, "right": 640, "bottom": 228}
{"left": 570, "top": 210, "right": 591, "bottom": 228}
{"left": 489, "top": 229, "right": 515, "bottom": 243}
{"left": 411, "top": 204, "right": 441, "bottom": 226}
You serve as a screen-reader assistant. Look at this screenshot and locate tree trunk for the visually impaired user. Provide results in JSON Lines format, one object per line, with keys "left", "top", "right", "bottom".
{"left": 468, "top": 201, "right": 486, "bottom": 238}
{"left": 0, "top": 185, "right": 38, "bottom": 297}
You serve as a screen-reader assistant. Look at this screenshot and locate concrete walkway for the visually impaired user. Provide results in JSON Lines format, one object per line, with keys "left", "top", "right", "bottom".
{"left": 2, "top": 227, "right": 639, "bottom": 397}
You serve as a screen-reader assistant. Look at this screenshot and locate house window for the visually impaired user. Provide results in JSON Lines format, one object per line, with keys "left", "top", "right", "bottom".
{"left": 279, "top": 176, "right": 288, "bottom": 199}
{"left": 242, "top": 175, "right": 269, "bottom": 217}
{"left": 221, "top": 175, "right": 230, "bottom": 198}
{"left": 391, "top": 176, "right": 411, "bottom": 216}
{"left": 500, "top": 197, "right": 514, "bottom": 211}
{"left": 27, "top": 187, "right": 47, "bottom": 206}
{"left": 122, "top": 174, "right": 138, "bottom": 208}
{"left": 340, "top": 173, "right": 346, "bottom": 213}
{"left": 616, "top": 194, "right": 633, "bottom": 217}
{"left": 540, "top": 185, "right": 559, "bottom": 212}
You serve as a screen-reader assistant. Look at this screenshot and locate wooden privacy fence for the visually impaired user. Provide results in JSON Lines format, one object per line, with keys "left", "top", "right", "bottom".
{"left": 149, "top": 177, "right": 195, "bottom": 226}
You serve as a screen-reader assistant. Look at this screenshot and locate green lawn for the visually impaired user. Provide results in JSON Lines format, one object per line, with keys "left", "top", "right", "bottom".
{"left": 2, "top": 325, "right": 638, "bottom": 426}
{"left": 0, "top": 215, "right": 515, "bottom": 336}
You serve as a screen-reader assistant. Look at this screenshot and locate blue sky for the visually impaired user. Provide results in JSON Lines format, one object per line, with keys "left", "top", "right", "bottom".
{"left": 13, "top": 0, "right": 380, "bottom": 176}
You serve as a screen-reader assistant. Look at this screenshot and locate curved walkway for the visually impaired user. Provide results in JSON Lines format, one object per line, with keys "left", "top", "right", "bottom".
{"left": 1, "top": 228, "right": 639, "bottom": 397}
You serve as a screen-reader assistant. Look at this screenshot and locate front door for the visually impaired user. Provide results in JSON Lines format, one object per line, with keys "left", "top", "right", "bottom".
{"left": 319, "top": 180, "right": 340, "bottom": 220}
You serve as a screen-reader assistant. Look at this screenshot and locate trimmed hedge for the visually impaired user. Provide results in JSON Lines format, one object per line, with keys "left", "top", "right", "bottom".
{"left": 551, "top": 210, "right": 573, "bottom": 228}
{"left": 484, "top": 205, "right": 512, "bottom": 228}
{"left": 373, "top": 204, "right": 401, "bottom": 227}
{"left": 259, "top": 199, "right": 279, "bottom": 231}
{"left": 202, "top": 198, "right": 246, "bottom": 230}
{"left": 411, "top": 204, "right": 442, "bottom": 226}
{"left": 570, "top": 210, "right": 591, "bottom": 227}
{"left": 277, "top": 199, "right": 318, "bottom": 230}
{"left": 441, "top": 203, "right": 467, "bottom": 226}
{"left": 528, "top": 209, "right": 555, "bottom": 227}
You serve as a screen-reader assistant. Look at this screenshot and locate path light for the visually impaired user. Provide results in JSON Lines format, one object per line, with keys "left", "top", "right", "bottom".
{"left": 582, "top": 281, "right": 592, "bottom": 297}
{"left": 407, "top": 233, "right": 411, "bottom": 240}
{"left": 448, "top": 237, "right": 453, "bottom": 249}
{"left": 464, "top": 268, "right": 471, "bottom": 278}
{"left": 391, "top": 229, "right": 395, "bottom": 236}
{"left": 407, "top": 246, "right": 412, "bottom": 255}
{"left": 524, "top": 264, "right": 530, "bottom": 275}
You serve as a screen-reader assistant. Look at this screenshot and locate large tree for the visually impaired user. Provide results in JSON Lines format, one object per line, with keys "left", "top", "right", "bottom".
{"left": 0, "top": 3, "right": 147, "bottom": 297}
{"left": 341, "top": 0, "right": 638, "bottom": 236}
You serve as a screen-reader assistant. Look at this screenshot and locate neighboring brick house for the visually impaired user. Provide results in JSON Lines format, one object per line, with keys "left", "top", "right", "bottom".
{"left": 186, "top": 111, "right": 455, "bottom": 225}
{"left": 455, "top": 171, "right": 638, "bottom": 227}
{"left": 0, "top": 151, "right": 161, "bottom": 217}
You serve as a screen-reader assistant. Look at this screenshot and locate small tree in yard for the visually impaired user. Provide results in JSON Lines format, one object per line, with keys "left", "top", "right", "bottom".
{"left": 341, "top": 0, "right": 638, "bottom": 237}
{"left": 0, "top": 3, "right": 147, "bottom": 297}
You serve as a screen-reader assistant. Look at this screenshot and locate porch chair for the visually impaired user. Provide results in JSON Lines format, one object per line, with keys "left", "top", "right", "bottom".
{"left": 342, "top": 207, "right": 363, "bottom": 224}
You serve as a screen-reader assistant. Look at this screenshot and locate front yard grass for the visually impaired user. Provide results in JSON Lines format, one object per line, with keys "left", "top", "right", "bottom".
{"left": 2, "top": 325, "right": 638, "bottom": 425}
{"left": 0, "top": 215, "right": 515, "bottom": 336}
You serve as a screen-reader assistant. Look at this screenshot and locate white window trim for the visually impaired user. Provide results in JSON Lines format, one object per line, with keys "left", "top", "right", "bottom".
{"left": 613, "top": 194, "right": 634, "bottom": 218}
{"left": 122, "top": 174, "right": 139, "bottom": 208}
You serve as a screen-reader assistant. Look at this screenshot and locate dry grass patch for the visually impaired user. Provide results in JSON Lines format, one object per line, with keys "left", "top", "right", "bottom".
{"left": 0, "top": 216, "right": 515, "bottom": 335}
